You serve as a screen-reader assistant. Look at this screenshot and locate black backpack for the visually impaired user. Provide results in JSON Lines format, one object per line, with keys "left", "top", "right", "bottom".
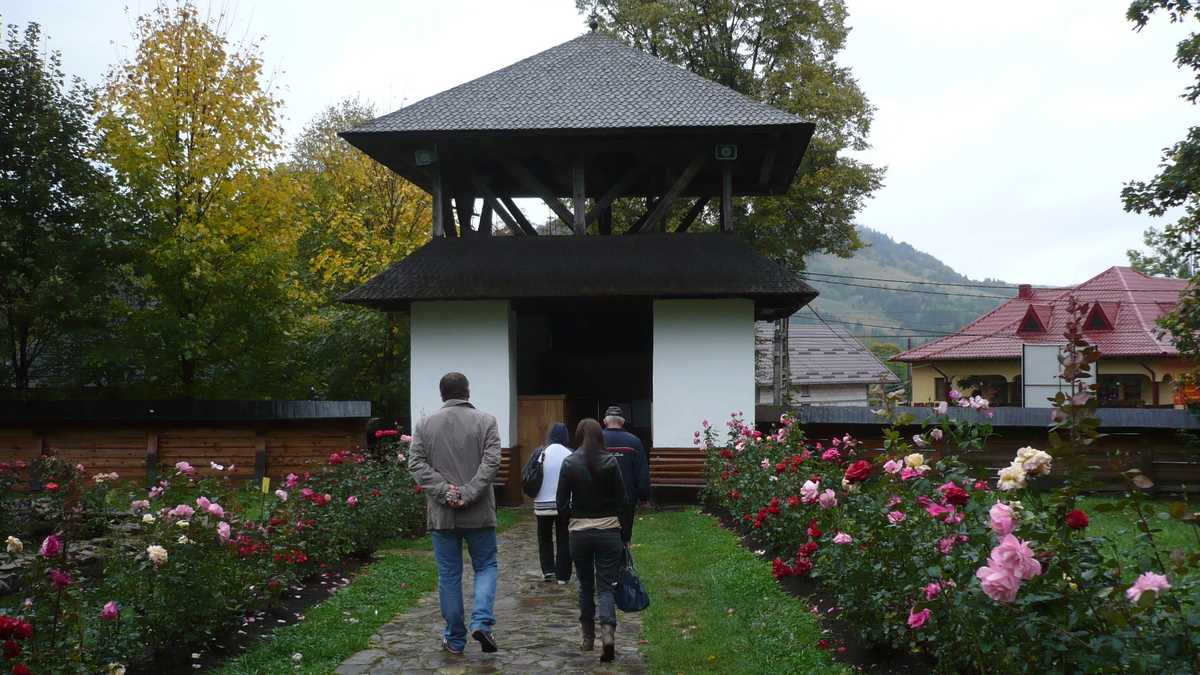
{"left": 521, "top": 445, "right": 546, "bottom": 498}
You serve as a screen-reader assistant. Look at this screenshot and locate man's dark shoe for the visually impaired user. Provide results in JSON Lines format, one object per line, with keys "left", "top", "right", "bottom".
{"left": 472, "top": 629, "right": 498, "bottom": 653}
{"left": 441, "top": 637, "right": 464, "bottom": 656}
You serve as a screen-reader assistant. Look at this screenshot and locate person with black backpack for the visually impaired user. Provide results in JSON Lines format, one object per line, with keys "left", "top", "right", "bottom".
{"left": 525, "top": 422, "right": 573, "bottom": 583}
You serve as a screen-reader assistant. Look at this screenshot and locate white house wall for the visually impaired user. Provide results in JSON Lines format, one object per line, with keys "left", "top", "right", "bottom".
{"left": 410, "top": 300, "right": 515, "bottom": 446}
{"left": 757, "top": 384, "right": 870, "bottom": 407}
{"left": 653, "top": 299, "right": 755, "bottom": 447}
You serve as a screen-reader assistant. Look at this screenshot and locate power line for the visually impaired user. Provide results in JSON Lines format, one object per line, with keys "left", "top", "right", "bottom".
{"left": 801, "top": 271, "right": 1189, "bottom": 295}
{"left": 788, "top": 316, "right": 1172, "bottom": 339}
{"left": 800, "top": 276, "right": 1183, "bottom": 304}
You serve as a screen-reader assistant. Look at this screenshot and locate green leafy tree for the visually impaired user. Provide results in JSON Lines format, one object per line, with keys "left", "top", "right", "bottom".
{"left": 1128, "top": 224, "right": 1197, "bottom": 278}
{"left": 580, "top": 0, "right": 884, "bottom": 267}
{"left": 0, "top": 21, "right": 125, "bottom": 391}
{"left": 96, "top": 2, "right": 302, "bottom": 398}
{"left": 288, "top": 98, "right": 431, "bottom": 416}
{"left": 1123, "top": 1, "right": 1200, "bottom": 377}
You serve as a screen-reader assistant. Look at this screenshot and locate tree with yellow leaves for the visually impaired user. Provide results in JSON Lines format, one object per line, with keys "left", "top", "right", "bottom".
{"left": 287, "top": 98, "right": 430, "bottom": 415}
{"left": 97, "top": 2, "right": 302, "bottom": 397}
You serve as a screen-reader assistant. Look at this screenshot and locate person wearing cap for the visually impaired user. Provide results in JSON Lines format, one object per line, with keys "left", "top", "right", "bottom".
{"left": 600, "top": 405, "right": 649, "bottom": 545}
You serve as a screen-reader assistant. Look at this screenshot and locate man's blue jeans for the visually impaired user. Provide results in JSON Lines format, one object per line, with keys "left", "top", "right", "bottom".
{"left": 431, "top": 527, "right": 498, "bottom": 650}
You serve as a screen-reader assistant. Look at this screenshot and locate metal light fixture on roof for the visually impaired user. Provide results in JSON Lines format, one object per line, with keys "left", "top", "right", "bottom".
{"left": 414, "top": 148, "right": 437, "bottom": 166}
{"left": 715, "top": 144, "right": 738, "bottom": 161}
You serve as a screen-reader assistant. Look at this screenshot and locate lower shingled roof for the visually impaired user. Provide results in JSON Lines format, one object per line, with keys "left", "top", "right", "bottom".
{"left": 340, "top": 233, "right": 817, "bottom": 320}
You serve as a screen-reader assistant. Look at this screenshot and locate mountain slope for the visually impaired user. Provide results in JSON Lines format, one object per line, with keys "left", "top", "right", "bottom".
{"left": 798, "top": 228, "right": 1012, "bottom": 347}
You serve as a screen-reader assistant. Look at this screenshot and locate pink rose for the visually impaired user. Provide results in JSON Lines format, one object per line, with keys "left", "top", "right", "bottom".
{"left": 400, "top": 434, "right": 413, "bottom": 443}
{"left": 924, "top": 582, "right": 942, "bottom": 600}
{"left": 948, "top": 389, "right": 962, "bottom": 401}
{"left": 48, "top": 567, "right": 72, "bottom": 590}
{"left": 832, "top": 532, "right": 853, "bottom": 545}
{"left": 989, "top": 502, "right": 1016, "bottom": 536}
{"left": 821, "top": 448, "right": 841, "bottom": 462}
{"left": 206, "top": 503, "right": 224, "bottom": 519}
{"left": 912, "top": 434, "right": 928, "bottom": 448}
{"left": 100, "top": 600, "right": 120, "bottom": 621}
{"left": 934, "top": 401, "right": 949, "bottom": 415}
{"left": 887, "top": 510, "right": 907, "bottom": 525}
{"left": 900, "top": 467, "right": 922, "bottom": 481}
{"left": 907, "top": 607, "right": 931, "bottom": 629}
{"left": 988, "top": 534, "right": 1042, "bottom": 581}
{"left": 174, "top": 461, "right": 195, "bottom": 476}
{"left": 1126, "top": 572, "right": 1170, "bottom": 603}
{"left": 196, "top": 496, "right": 211, "bottom": 510}
{"left": 976, "top": 565, "right": 1020, "bottom": 603}
{"left": 924, "top": 503, "right": 955, "bottom": 521}
{"left": 930, "top": 428, "right": 944, "bottom": 442}
{"left": 818, "top": 489, "right": 838, "bottom": 509}
{"left": 275, "top": 489, "right": 288, "bottom": 501}
{"left": 883, "top": 459, "right": 902, "bottom": 475}
{"left": 217, "top": 521, "right": 231, "bottom": 543}
{"left": 347, "top": 495, "right": 359, "bottom": 508}
{"left": 800, "top": 480, "right": 820, "bottom": 504}
{"left": 285, "top": 473, "right": 300, "bottom": 488}
{"left": 168, "top": 504, "right": 195, "bottom": 520}
{"left": 130, "top": 500, "right": 150, "bottom": 511}
{"left": 39, "top": 534, "right": 62, "bottom": 558}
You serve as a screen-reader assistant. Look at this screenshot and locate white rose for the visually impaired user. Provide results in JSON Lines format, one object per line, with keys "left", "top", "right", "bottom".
{"left": 5, "top": 536, "right": 21, "bottom": 554}
{"left": 142, "top": 514, "right": 155, "bottom": 524}
{"left": 177, "top": 535, "right": 192, "bottom": 545}
{"left": 997, "top": 462, "right": 1027, "bottom": 491}
{"left": 146, "top": 544, "right": 168, "bottom": 565}
{"left": 904, "top": 453, "right": 925, "bottom": 469}
{"left": 176, "top": 520, "right": 189, "bottom": 528}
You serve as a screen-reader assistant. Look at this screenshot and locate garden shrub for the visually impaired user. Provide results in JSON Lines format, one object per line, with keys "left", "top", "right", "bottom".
{"left": 1, "top": 433, "right": 424, "bottom": 673}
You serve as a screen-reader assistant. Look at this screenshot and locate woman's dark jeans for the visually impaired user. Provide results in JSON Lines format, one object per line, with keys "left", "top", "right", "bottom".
{"left": 570, "top": 527, "right": 623, "bottom": 626}
{"left": 536, "top": 514, "right": 572, "bottom": 581}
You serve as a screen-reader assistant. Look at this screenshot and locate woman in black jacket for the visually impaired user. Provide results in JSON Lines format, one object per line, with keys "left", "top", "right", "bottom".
{"left": 556, "top": 418, "right": 627, "bottom": 662}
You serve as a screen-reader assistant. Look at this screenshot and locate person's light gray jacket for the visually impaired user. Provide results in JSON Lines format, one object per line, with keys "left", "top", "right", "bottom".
{"left": 407, "top": 399, "right": 501, "bottom": 530}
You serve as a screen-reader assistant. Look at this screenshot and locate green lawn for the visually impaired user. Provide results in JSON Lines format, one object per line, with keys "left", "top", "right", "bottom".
{"left": 633, "top": 509, "right": 847, "bottom": 675}
{"left": 1078, "top": 495, "right": 1200, "bottom": 572}
{"left": 212, "top": 507, "right": 522, "bottom": 675}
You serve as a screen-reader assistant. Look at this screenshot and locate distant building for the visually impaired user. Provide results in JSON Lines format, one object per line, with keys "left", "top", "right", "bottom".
{"left": 892, "top": 267, "right": 1189, "bottom": 408}
{"left": 756, "top": 321, "right": 899, "bottom": 407}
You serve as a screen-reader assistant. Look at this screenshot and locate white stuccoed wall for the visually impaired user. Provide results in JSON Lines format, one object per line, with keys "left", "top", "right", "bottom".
{"left": 410, "top": 300, "right": 516, "bottom": 446}
{"left": 653, "top": 299, "right": 755, "bottom": 447}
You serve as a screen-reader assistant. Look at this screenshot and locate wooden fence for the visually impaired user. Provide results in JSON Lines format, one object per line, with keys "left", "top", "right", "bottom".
{"left": 0, "top": 401, "right": 371, "bottom": 486}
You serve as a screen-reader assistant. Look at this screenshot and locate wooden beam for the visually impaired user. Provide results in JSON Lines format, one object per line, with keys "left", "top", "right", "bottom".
{"left": 431, "top": 170, "right": 445, "bottom": 237}
{"left": 638, "top": 153, "right": 707, "bottom": 233}
{"left": 758, "top": 143, "right": 777, "bottom": 189}
{"left": 442, "top": 191, "right": 457, "bottom": 237}
{"left": 721, "top": 163, "right": 733, "bottom": 233}
{"left": 469, "top": 175, "right": 528, "bottom": 236}
{"left": 675, "top": 196, "right": 710, "bottom": 233}
{"left": 478, "top": 202, "right": 493, "bottom": 236}
{"left": 624, "top": 197, "right": 660, "bottom": 235}
{"left": 584, "top": 167, "right": 642, "bottom": 227}
{"left": 572, "top": 160, "right": 586, "bottom": 235}
{"left": 500, "top": 158, "right": 576, "bottom": 227}
{"left": 598, "top": 205, "right": 613, "bottom": 235}
{"left": 500, "top": 196, "right": 539, "bottom": 236}
{"left": 454, "top": 195, "right": 473, "bottom": 237}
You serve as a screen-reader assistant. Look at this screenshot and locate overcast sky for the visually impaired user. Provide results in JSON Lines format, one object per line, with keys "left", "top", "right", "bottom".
{"left": 6, "top": 1, "right": 1195, "bottom": 286}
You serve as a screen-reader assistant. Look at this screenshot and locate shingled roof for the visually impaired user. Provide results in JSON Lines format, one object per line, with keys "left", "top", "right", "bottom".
{"left": 756, "top": 322, "right": 899, "bottom": 386}
{"left": 892, "top": 267, "right": 1187, "bottom": 362}
{"left": 346, "top": 32, "right": 805, "bottom": 133}
{"left": 340, "top": 233, "right": 817, "bottom": 320}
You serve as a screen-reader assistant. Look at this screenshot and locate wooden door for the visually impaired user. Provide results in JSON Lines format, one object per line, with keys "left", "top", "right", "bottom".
{"left": 516, "top": 395, "right": 571, "bottom": 503}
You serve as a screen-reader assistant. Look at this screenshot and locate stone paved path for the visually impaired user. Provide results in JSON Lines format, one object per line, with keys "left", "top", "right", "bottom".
{"left": 337, "top": 514, "right": 646, "bottom": 675}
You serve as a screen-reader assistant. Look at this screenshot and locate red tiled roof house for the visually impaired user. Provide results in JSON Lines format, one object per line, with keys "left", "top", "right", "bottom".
{"left": 892, "top": 267, "right": 1189, "bottom": 408}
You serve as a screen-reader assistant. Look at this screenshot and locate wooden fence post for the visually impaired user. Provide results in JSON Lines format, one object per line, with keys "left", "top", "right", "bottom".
{"left": 254, "top": 431, "right": 268, "bottom": 483}
{"left": 145, "top": 430, "right": 159, "bottom": 487}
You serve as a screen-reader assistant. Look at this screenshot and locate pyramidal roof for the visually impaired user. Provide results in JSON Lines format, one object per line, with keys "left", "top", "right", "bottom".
{"left": 347, "top": 32, "right": 807, "bottom": 134}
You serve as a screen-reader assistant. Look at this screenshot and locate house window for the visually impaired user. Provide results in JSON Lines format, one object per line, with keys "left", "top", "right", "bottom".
{"left": 1017, "top": 307, "right": 1046, "bottom": 333}
{"left": 1098, "top": 374, "right": 1144, "bottom": 407}
{"left": 934, "top": 377, "right": 949, "bottom": 402}
{"left": 799, "top": 385, "right": 811, "bottom": 398}
{"left": 1084, "top": 304, "right": 1113, "bottom": 331}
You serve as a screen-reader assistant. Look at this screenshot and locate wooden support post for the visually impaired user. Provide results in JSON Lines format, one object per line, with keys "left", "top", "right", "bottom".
{"left": 479, "top": 202, "right": 493, "bottom": 236}
{"left": 675, "top": 196, "right": 710, "bottom": 233}
{"left": 442, "top": 192, "right": 457, "bottom": 238}
{"left": 638, "top": 153, "right": 706, "bottom": 233}
{"left": 572, "top": 160, "right": 587, "bottom": 235}
{"left": 431, "top": 171, "right": 445, "bottom": 237}
{"left": 584, "top": 167, "right": 641, "bottom": 227}
{"left": 145, "top": 430, "right": 159, "bottom": 486}
{"left": 469, "top": 175, "right": 530, "bottom": 236}
{"left": 500, "top": 158, "right": 576, "bottom": 227}
{"left": 254, "top": 432, "right": 268, "bottom": 483}
{"left": 598, "top": 205, "right": 613, "bottom": 235}
{"left": 500, "top": 196, "right": 539, "bottom": 236}
{"left": 454, "top": 195, "right": 474, "bottom": 237}
{"left": 721, "top": 163, "right": 733, "bottom": 233}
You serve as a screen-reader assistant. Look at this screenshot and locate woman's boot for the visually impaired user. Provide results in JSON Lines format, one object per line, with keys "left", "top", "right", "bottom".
{"left": 600, "top": 624, "right": 615, "bottom": 662}
{"left": 580, "top": 621, "right": 595, "bottom": 651}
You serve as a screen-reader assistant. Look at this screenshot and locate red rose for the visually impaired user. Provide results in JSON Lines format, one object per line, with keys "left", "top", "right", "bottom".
{"left": 44, "top": 482, "right": 58, "bottom": 492}
{"left": 942, "top": 485, "right": 970, "bottom": 506}
{"left": 775, "top": 462, "right": 787, "bottom": 474}
{"left": 799, "top": 541, "right": 818, "bottom": 557}
{"left": 843, "top": 460, "right": 872, "bottom": 483}
{"left": 792, "top": 556, "right": 813, "bottom": 575}
{"left": 1065, "top": 509, "right": 1089, "bottom": 529}
{"left": 806, "top": 520, "right": 822, "bottom": 539}
{"left": 787, "top": 495, "right": 801, "bottom": 508}
{"left": 12, "top": 664, "right": 31, "bottom": 675}
{"left": 5, "top": 639, "right": 21, "bottom": 659}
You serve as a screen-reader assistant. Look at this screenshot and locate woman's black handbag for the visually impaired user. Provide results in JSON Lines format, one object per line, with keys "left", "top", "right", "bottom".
{"left": 616, "top": 548, "right": 651, "bottom": 612}
{"left": 520, "top": 446, "right": 545, "bottom": 498}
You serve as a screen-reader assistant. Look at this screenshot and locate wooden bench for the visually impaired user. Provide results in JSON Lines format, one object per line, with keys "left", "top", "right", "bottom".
{"left": 495, "top": 447, "right": 512, "bottom": 486}
{"left": 649, "top": 447, "right": 707, "bottom": 488}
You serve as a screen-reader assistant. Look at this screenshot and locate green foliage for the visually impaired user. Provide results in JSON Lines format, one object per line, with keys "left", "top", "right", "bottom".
{"left": 0, "top": 21, "right": 127, "bottom": 391}
{"left": 581, "top": 0, "right": 884, "bottom": 267}
{"left": 635, "top": 509, "right": 846, "bottom": 674}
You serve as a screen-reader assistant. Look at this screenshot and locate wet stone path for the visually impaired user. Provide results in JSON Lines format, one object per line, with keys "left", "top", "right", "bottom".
{"left": 336, "top": 514, "right": 646, "bottom": 675}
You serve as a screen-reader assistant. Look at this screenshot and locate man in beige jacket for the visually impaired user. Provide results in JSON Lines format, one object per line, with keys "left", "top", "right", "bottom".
{"left": 408, "top": 372, "right": 502, "bottom": 656}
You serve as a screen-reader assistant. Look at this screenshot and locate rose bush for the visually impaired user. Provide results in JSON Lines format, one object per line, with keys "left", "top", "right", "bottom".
{"left": 0, "top": 432, "right": 424, "bottom": 673}
{"left": 701, "top": 408, "right": 1200, "bottom": 673}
